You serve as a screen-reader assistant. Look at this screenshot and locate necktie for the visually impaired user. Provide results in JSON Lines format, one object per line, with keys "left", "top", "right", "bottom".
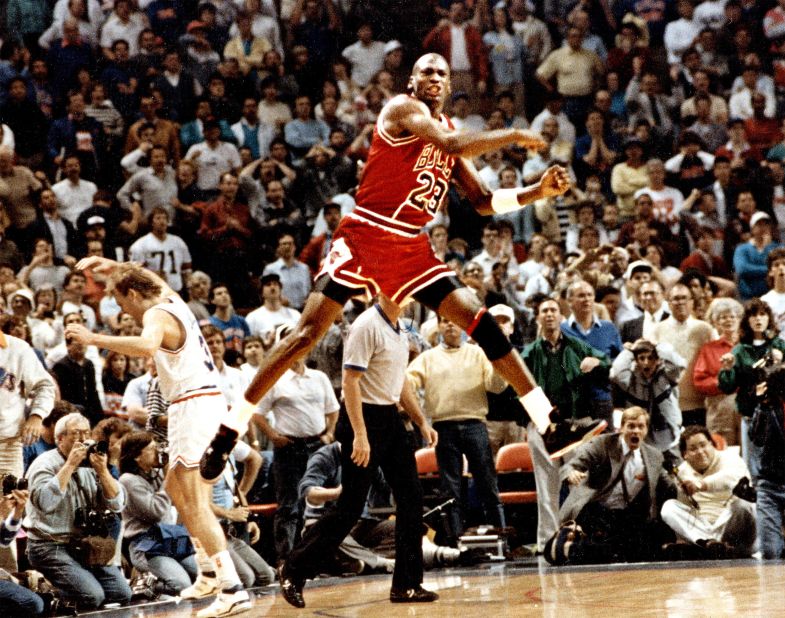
{"left": 619, "top": 450, "right": 633, "bottom": 505}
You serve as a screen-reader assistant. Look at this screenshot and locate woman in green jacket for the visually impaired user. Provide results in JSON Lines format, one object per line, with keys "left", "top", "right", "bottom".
{"left": 718, "top": 298, "right": 785, "bottom": 480}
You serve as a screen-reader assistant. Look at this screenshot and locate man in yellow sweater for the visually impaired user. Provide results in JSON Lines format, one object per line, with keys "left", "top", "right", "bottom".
{"left": 407, "top": 316, "right": 508, "bottom": 538}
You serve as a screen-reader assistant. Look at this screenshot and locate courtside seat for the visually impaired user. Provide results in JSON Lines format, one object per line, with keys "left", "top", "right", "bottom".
{"left": 415, "top": 447, "right": 439, "bottom": 477}
{"left": 495, "top": 442, "right": 537, "bottom": 505}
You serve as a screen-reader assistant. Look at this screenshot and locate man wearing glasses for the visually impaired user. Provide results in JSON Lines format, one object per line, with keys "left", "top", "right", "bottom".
{"left": 653, "top": 283, "right": 715, "bottom": 427}
{"left": 25, "top": 412, "right": 131, "bottom": 611}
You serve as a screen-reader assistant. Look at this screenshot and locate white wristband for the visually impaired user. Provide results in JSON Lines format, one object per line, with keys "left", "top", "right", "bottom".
{"left": 520, "top": 386, "right": 553, "bottom": 433}
{"left": 491, "top": 188, "right": 521, "bottom": 214}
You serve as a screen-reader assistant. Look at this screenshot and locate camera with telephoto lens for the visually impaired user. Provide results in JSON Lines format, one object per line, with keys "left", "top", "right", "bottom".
{"left": 74, "top": 505, "right": 115, "bottom": 537}
{"left": 753, "top": 352, "right": 785, "bottom": 403}
{"left": 1, "top": 474, "right": 28, "bottom": 495}
{"left": 79, "top": 439, "right": 109, "bottom": 466}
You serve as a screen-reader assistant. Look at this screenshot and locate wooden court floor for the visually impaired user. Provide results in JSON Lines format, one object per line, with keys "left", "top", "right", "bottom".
{"left": 82, "top": 558, "right": 785, "bottom": 617}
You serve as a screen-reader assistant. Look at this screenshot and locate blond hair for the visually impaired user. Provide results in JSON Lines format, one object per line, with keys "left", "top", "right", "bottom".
{"left": 109, "top": 263, "right": 162, "bottom": 299}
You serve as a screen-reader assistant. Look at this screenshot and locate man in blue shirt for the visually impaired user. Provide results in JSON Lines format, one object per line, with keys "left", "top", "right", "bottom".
{"left": 561, "top": 279, "right": 622, "bottom": 429}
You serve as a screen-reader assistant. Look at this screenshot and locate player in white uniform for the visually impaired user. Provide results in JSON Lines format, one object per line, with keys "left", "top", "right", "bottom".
{"left": 128, "top": 207, "right": 193, "bottom": 292}
{"left": 64, "top": 256, "right": 251, "bottom": 618}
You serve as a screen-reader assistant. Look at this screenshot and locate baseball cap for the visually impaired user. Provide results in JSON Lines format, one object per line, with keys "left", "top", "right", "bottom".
{"left": 260, "top": 273, "right": 281, "bottom": 286}
{"left": 488, "top": 304, "right": 515, "bottom": 322}
{"left": 10, "top": 288, "right": 34, "bottom": 307}
{"left": 86, "top": 215, "right": 106, "bottom": 227}
{"left": 384, "top": 40, "right": 402, "bottom": 55}
{"left": 624, "top": 259, "right": 653, "bottom": 280}
{"left": 750, "top": 211, "right": 772, "bottom": 228}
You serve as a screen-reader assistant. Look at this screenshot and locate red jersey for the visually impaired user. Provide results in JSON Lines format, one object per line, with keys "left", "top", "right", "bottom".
{"left": 351, "top": 101, "right": 456, "bottom": 237}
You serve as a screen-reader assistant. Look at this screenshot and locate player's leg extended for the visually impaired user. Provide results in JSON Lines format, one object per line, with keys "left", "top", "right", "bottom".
{"left": 416, "top": 282, "right": 553, "bottom": 433}
{"left": 430, "top": 285, "right": 607, "bottom": 456}
{"left": 244, "top": 291, "right": 343, "bottom": 405}
{"left": 201, "top": 278, "right": 351, "bottom": 481}
{"left": 166, "top": 467, "right": 252, "bottom": 614}
{"left": 166, "top": 467, "right": 227, "bottom": 557}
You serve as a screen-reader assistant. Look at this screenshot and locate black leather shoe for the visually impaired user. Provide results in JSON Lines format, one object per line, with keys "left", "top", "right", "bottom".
{"left": 278, "top": 564, "right": 305, "bottom": 608}
{"left": 200, "top": 425, "right": 239, "bottom": 482}
{"left": 389, "top": 586, "right": 439, "bottom": 603}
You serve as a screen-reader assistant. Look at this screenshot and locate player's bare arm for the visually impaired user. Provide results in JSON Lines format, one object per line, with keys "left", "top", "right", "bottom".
{"left": 75, "top": 255, "right": 176, "bottom": 298}
{"left": 385, "top": 95, "right": 546, "bottom": 159}
{"left": 452, "top": 157, "right": 572, "bottom": 216}
{"left": 65, "top": 309, "right": 174, "bottom": 357}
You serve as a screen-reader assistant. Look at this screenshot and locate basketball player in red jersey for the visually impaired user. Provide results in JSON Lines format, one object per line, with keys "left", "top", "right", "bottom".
{"left": 202, "top": 54, "right": 605, "bottom": 483}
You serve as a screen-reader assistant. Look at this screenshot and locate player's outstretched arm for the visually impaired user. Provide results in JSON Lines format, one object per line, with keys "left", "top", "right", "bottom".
{"left": 65, "top": 310, "right": 167, "bottom": 358}
{"left": 387, "top": 95, "right": 546, "bottom": 159}
{"left": 453, "top": 159, "right": 571, "bottom": 216}
{"left": 76, "top": 256, "right": 176, "bottom": 298}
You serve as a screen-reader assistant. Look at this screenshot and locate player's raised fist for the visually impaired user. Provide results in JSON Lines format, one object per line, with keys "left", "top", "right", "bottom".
{"left": 539, "top": 165, "right": 571, "bottom": 198}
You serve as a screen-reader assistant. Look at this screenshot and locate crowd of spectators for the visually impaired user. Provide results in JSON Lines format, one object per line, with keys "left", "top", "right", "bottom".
{"left": 5, "top": 0, "right": 785, "bottom": 612}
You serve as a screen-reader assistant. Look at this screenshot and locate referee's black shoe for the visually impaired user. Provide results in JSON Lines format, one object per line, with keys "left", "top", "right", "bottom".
{"left": 389, "top": 586, "right": 439, "bottom": 603}
{"left": 200, "top": 424, "right": 239, "bottom": 482}
{"left": 544, "top": 417, "right": 607, "bottom": 460}
{"left": 278, "top": 563, "right": 305, "bottom": 608}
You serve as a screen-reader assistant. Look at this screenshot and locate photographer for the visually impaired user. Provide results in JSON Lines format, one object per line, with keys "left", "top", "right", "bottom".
{"left": 719, "top": 299, "right": 785, "bottom": 481}
{"left": 25, "top": 413, "right": 131, "bottom": 611}
{"left": 0, "top": 484, "right": 45, "bottom": 615}
{"left": 119, "top": 431, "right": 197, "bottom": 596}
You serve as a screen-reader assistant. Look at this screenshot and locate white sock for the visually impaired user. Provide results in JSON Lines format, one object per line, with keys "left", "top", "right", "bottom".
{"left": 223, "top": 399, "right": 258, "bottom": 434}
{"left": 191, "top": 538, "right": 215, "bottom": 576}
{"left": 211, "top": 549, "right": 243, "bottom": 591}
{"left": 520, "top": 387, "right": 553, "bottom": 434}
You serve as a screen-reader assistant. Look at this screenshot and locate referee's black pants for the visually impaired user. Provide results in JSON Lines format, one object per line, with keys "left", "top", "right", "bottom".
{"left": 286, "top": 403, "right": 425, "bottom": 590}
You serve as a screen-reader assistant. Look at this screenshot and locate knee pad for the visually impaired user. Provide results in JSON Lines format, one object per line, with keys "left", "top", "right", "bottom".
{"left": 466, "top": 310, "right": 512, "bottom": 361}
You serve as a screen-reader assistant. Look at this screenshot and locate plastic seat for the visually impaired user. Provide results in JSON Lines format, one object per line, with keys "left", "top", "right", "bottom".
{"left": 711, "top": 433, "right": 728, "bottom": 451}
{"left": 495, "top": 442, "right": 537, "bottom": 505}
{"left": 415, "top": 447, "right": 439, "bottom": 477}
{"left": 247, "top": 503, "right": 278, "bottom": 518}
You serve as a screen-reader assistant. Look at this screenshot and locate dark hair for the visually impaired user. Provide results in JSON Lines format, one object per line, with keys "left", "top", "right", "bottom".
{"left": 93, "top": 417, "right": 131, "bottom": 444}
{"left": 243, "top": 335, "right": 263, "bottom": 349}
{"left": 679, "top": 425, "right": 715, "bottom": 455}
{"left": 740, "top": 298, "right": 776, "bottom": 343}
{"left": 768, "top": 247, "right": 785, "bottom": 271}
{"left": 119, "top": 430, "right": 157, "bottom": 475}
{"left": 595, "top": 286, "right": 621, "bottom": 302}
{"left": 679, "top": 269, "right": 707, "bottom": 289}
{"left": 200, "top": 323, "right": 224, "bottom": 340}
{"left": 44, "top": 400, "right": 80, "bottom": 428}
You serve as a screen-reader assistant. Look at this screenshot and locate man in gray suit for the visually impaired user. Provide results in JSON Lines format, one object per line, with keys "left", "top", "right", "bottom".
{"left": 546, "top": 406, "right": 675, "bottom": 564}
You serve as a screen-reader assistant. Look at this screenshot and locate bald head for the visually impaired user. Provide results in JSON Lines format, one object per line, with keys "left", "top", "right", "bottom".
{"left": 408, "top": 54, "right": 451, "bottom": 113}
{"left": 411, "top": 54, "right": 450, "bottom": 79}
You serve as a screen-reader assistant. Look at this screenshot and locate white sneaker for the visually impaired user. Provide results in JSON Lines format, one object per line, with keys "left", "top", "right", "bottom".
{"left": 196, "top": 589, "right": 252, "bottom": 617}
{"left": 180, "top": 575, "right": 219, "bottom": 600}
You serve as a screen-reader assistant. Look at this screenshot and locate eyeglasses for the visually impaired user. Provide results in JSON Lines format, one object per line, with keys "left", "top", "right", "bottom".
{"left": 67, "top": 429, "right": 91, "bottom": 438}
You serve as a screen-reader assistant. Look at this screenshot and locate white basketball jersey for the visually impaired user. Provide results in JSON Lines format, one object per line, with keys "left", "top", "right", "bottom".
{"left": 152, "top": 295, "right": 219, "bottom": 401}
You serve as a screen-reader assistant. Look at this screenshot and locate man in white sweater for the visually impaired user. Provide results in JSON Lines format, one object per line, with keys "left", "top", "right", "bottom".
{"left": 0, "top": 331, "right": 56, "bottom": 480}
{"left": 661, "top": 426, "right": 756, "bottom": 557}
{"left": 406, "top": 316, "right": 508, "bottom": 537}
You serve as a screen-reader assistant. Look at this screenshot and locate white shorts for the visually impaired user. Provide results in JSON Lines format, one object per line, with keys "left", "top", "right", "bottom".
{"left": 167, "top": 390, "right": 226, "bottom": 468}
